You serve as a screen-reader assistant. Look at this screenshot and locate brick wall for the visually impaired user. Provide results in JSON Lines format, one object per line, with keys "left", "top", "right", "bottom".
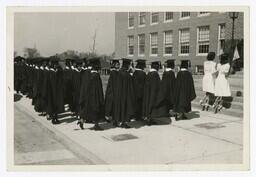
{"left": 115, "top": 12, "right": 244, "bottom": 66}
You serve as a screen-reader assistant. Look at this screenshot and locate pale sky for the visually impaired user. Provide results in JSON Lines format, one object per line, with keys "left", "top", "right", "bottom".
{"left": 14, "top": 12, "right": 115, "bottom": 57}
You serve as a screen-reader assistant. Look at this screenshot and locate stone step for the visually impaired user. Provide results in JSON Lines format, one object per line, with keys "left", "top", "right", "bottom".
{"left": 193, "top": 96, "right": 243, "bottom": 111}
{"left": 191, "top": 102, "right": 243, "bottom": 118}
{"left": 193, "top": 77, "right": 244, "bottom": 88}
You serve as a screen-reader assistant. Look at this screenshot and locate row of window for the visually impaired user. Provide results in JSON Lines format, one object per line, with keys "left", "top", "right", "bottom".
{"left": 127, "top": 24, "right": 226, "bottom": 57}
{"left": 128, "top": 12, "right": 211, "bottom": 28}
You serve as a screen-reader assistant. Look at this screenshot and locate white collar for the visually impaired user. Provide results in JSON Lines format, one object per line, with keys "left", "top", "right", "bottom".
{"left": 35, "top": 66, "right": 39, "bottom": 69}
{"left": 149, "top": 68, "right": 157, "bottom": 72}
{"left": 88, "top": 66, "right": 92, "bottom": 70}
{"left": 165, "top": 68, "right": 173, "bottom": 72}
{"left": 74, "top": 68, "right": 80, "bottom": 72}
{"left": 71, "top": 66, "right": 75, "bottom": 70}
{"left": 45, "top": 66, "right": 49, "bottom": 70}
{"left": 65, "top": 66, "right": 70, "bottom": 69}
{"left": 82, "top": 67, "right": 87, "bottom": 70}
{"left": 180, "top": 68, "right": 187, "bottom": 71}
{"left": 135, "top": 68, "right": 143, "bottom": 71}
{"left": 110, "top": 68, "right": 118, "bottom": 71}
{"left": 91, "top": 70, "right": 98, "bottom": 73}
{"left": 40, "top": 66, "right": 44, "bottom": 70}
{"left": 49, "top": 68, "right": 56, "bottom": 72}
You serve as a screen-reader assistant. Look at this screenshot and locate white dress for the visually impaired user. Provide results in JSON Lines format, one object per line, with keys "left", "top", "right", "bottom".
{"left": 214, "top": 63, "right": 231, "bottom": 97}
{"left": 202, "top": 61, "right": 216, "bottom": 93}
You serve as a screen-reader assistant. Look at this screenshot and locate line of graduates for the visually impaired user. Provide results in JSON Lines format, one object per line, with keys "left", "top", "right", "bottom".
{"left": 14, "top": 56, "right": 196, "bottom": 131}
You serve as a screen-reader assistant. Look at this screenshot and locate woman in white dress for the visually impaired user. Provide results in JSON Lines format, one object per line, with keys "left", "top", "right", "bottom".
{"left": 213, "top": 53, "right": 231, "bottom": 113}
{"left": 200, "top": 52, "right": 217, "bottom": 111}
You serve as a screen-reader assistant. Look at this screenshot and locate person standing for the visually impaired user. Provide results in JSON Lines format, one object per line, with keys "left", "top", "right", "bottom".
{"left": 161, "top": 59, "right": 176, "bottom": 115}
{"left": 133, "top": 59, "right": 147, "bottom": 121}
{"left": 174, "top": 60, "right": 196, "bottom": 120}
{"left": 104, "top": 59, "right": 122, "bottom": 127}
{"left": 213, "top": 53, "right": 231, "bottom": 113}
{"left": 63, "top": 58, "right": 74, "bottom": 111}
{"left": 200, "top": 52, "right": 217, "bottom": 111}
{"left": 78, "top": 58, "right": 105, "bottom": 131}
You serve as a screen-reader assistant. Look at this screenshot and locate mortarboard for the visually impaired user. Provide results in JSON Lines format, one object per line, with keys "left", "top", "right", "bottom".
{"left": 180, "top": 60, "right": 191, "bottom": 69}
{"left": 165, "top": 59, "right": 175, "bottom": 69}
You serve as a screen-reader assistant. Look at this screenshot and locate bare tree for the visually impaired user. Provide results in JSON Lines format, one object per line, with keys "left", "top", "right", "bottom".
{"left": 92, "top": 29, "right": 97, "bottom": 54}
{"left": 23, "top": 47, "right": 40, "bottom": 58}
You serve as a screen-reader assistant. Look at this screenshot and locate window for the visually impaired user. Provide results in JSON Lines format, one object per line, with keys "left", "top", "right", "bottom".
{"left": 180, "top": 12, "right": 190, "bottom": 19}
{"left": 164, "top": 31, "right": 173, "bottom": 55}
{"left": 128, "top": 12, "right": 134, "bottom": 28}
{"left": 138, "top": 34, "right": 145, "bottom": 56}
{"left": 179, "top": 28, "right": 190, "bottom": 55}
{"left": 139, "top": 12, "right": 146, "bottom": 26}
{"left": 218, "top": 24, "right": 226, "bottom": 55}
{"left": 151, "top": 12, "right": 159, "bottom": 24}
{"left": 165, "top": 12, "right": 173, "bottom": 22}
{"left": 128, "top": 35, "right": 134, "bottom": 56}
{"left": 150, "top": 33, "right": 158, "bottom": 55}
{"left": 197, "top": 26, "right": 210, "bottom": 55}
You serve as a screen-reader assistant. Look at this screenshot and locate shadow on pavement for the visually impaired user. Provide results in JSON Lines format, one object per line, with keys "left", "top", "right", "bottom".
{"left": 14, "top": 94, "right": 22, "bottom": 102}
{"left": 187, "top": 111, "right": 200, "bottom": 119}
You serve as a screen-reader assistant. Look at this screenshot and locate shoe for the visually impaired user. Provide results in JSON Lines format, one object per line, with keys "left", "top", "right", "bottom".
{"left": 202, "top": 105, "right": 205, "bottom": 111}
{"left": 79, "top": 122, "right": 84, "bottom": 130}
{"left": 93, "top": 124, "right": 104, "bottom": 131}
{"left": 120, "top": 123, "right": 131, "bottom": 129}
{"left": 55, "top": 119, "right": 61, "bottom": 124}
{"left": 146, "top": 119, "right": 157, "bottom": 126}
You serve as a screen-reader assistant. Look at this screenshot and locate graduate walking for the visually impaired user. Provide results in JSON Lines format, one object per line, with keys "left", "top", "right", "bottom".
{"left": 104, "top": 59, "right": 122, "bottom": 127}
{"left": 174, "top": 60, "right": 196, "bottom": 121}
{"left": 78, "top": 58, "right": 105, "bottom": 131}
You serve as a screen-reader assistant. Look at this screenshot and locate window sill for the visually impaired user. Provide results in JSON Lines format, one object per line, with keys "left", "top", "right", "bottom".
{"left": 163, "top": 54, "right": 173, "bottom": 57}
{"left": 150, "top": 22, "right": 159, "bottom": 26}
{"left": 128, "top": 26, "right": 135, "bottom": 29}
{"left": 164, "top": 20, "right": 173, "bottom": 23}
{"left": 138, "top": 24, "right": 146, "bottom": 28}
{"left": 178, "top": 54, "right": 189, "bottom": 56}
{"left": 150, "top": 54, "right": 158, "bottom": 57}
{"left": 196, "top": 53, "right": 208, "bottom": 56}
{"left": 138, "top": 54, "right": 145, "bottom": 57}
{"left": 197, "top": 13, "right": 210, "bottom": 17}
{"left": 179, "top": 17, "right": 190, "bottom": 20}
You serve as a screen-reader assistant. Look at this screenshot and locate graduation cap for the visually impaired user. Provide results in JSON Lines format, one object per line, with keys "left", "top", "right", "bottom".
{"left": 135, "top": 59, "right": 146, "bottom": 69}
{"left": 74, "top": 59, "right": 83, "bottom": 65}
{"left": 180, "top": 60, "right": 191, "bottom": 69}
{"left": 121, "top": 58, "right": 132, "bottom": 69}
{"left": 88, "top": 57, "right": 101, "bottom": 70}
{"left": 207, "top": 52, "right": 216, "bottom": 61}
{"left": 220, "top": 53, "right": 229, "bottom": 65}
{"left": 165, "top": 59, "right": 175, "bottom": 69}
{"left": 50, "top": 56, "right": 60, "bottom": 65}
{"left": 151, "top": 61, "right": 161, "bottom": 70}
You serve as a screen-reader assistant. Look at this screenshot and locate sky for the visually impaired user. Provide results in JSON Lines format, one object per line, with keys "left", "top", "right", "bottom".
{"left": 14, "top": 12, "right": 115, "bottom": 57}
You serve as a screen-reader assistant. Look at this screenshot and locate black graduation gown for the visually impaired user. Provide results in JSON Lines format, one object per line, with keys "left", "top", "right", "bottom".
{"left": 20, "top": 64, "right": 28, "bottom": 94}
{"left": 133, "top": 69, "right": 146, "bottom": 119}
{"left": 71, "top": 69, "right": 81, "bottom": 113}
{"left": 173, "top": 70, "right": 196, "bottom": 113}
{"left": 79, "top": 69, "right": 91, "bottom": 120}
{"left": 45, "top": 69, "right": 65, "bottom": 115}
{"left": 85, "top": 71, "right": 105, "bottom": 122}
{"left": 34, "top": 68, "right": 46, "bottom": 112}
{"left": 118, "top": 68, "right": 136, "bottom": 123}
{"left": 161, "top": 70, "right": 176, "bottom": 110}
{"left": 104, "top": 69, "right": 123, "bottom": 124}
{"left": 63, "top": 68, "right": 73, "bottom": 106}
{"left": 32, "top": 67, "right": 39, "bottom": 106}
{"left": 143, "top": 71, "right": 169, "bottom": 119}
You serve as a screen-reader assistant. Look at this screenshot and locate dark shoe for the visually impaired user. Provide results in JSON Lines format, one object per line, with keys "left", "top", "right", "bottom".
{"left": 147, "top": 119, "right": 157, "bottom": 126}
{"left": 93, "top": 124, "right": 104, "bottom": 131}
{"left": 120, "top": 123, "right": 131, "bottom": 129}
{"left": 112, "top": 121, "right": 119, "bottom": 127}
{"left": 55, "top": 119, "right": 61, "bottom": 124}
{"left": 79, "top": 122, "right": 84, "bottom": 130}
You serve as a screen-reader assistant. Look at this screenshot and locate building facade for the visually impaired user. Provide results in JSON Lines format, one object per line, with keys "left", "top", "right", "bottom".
{"left": 115, "top": 12, "right": 243, "bottom": 69}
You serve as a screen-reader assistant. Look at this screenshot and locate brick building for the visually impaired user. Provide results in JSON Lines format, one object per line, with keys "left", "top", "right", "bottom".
{"left": 115, "top": 12, "right": 244, "bottom": 71}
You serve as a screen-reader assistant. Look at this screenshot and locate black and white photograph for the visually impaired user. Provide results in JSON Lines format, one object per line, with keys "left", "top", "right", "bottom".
{"left": 5, "top": 6, "right": 250, "bottom": 171}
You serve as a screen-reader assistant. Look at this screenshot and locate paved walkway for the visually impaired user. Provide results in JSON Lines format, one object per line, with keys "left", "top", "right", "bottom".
{"left": 14, "top": 95, "right": 243, "bottom": 165}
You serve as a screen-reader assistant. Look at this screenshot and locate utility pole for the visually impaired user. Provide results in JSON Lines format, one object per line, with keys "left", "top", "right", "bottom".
{"left": 92, "top": 29, "right": 97, "bottom": 54}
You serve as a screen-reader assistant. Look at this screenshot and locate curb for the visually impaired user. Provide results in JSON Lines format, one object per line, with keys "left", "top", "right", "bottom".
{"left": 15, "top": 102, "right": 107, "bottom": 165}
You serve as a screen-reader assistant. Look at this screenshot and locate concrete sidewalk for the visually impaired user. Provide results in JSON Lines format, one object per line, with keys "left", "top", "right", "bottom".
{"left": 15, "top": 96, "right": 243, "bottom": 165}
